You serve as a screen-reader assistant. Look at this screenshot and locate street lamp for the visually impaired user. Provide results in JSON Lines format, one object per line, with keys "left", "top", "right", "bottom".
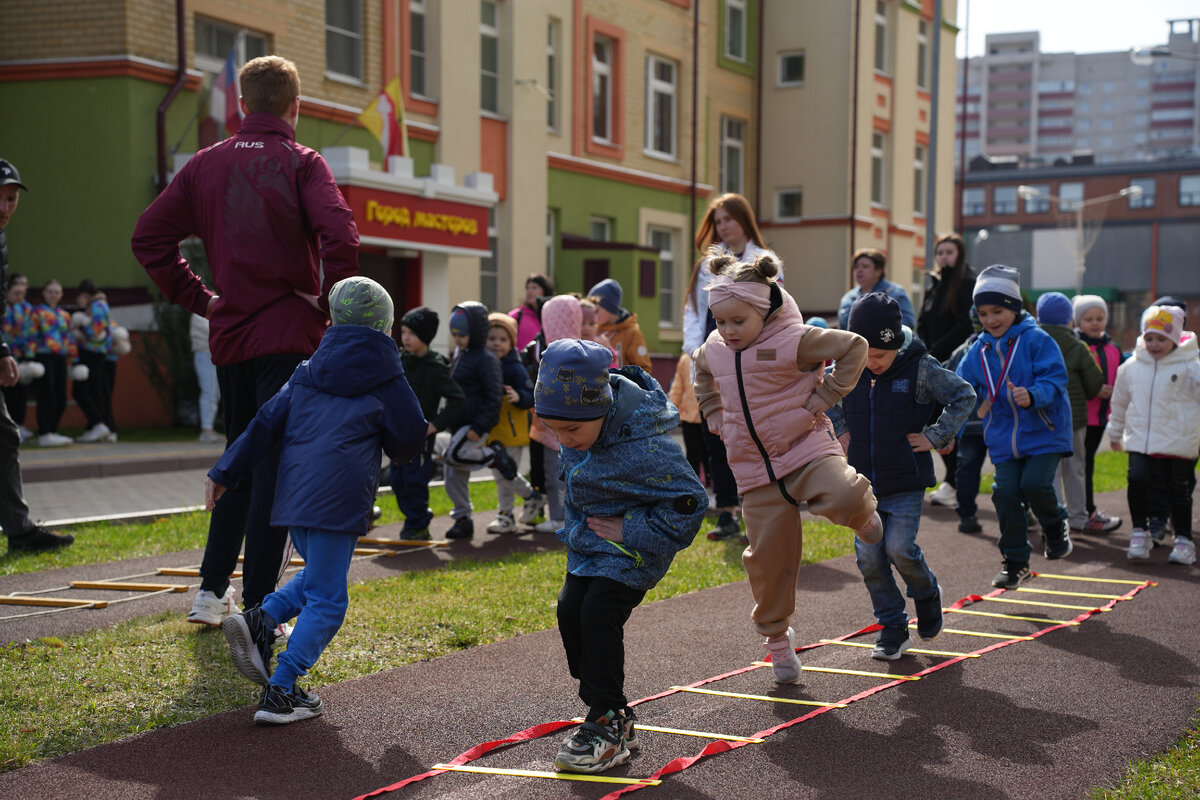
{"left": 1017, "top": 184, "right": 1143, "bottom": 298}
{"left": 1130, "top": 46, "right": 1200, "bottom": 66}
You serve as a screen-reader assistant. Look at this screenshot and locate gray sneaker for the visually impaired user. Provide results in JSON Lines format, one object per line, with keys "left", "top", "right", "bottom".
{"left": 1127, "top": 529, "right": 1151, "bottom": 560}
{"left": 1167, "top": 538, "right": 1196, "bottom": 566}
{"left": 254, "top": 683, "right": 323, "bottom": 725}
{"left": 554, "top": 712, "right": 630, "bottom": 774}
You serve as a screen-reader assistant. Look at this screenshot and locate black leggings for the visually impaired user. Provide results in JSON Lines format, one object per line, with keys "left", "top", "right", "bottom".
{"left": 557, "top": 574, "right": 645, "bottom": 721}
{"left": 33, "top": 354, "right": 67, "bottom": 435}
{"left": 1127, "top": 453, "right": 1193, "bottom": 540}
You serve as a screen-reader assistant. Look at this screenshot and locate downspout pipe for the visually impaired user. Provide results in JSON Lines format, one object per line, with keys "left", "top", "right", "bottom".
{"left": 156, "top": 0, "right": 188, "bottom": 192}
{"left": 754, "top": 0, "right": 763, "bottom": 220}
{"left": 849, "top": 0, "right": 861, "bottom": 256}
{"left": 689, "top": 0, "right": 699, "bottom": 258}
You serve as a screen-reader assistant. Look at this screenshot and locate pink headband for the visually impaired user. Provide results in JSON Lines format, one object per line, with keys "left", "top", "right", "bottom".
{"left": 707, "top": 275, "right": 772, "bottom": 316}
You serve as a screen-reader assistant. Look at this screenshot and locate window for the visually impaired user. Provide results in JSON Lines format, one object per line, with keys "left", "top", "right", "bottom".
{"left": 778, "top": 51, "right": 805, "bottom": 86}
{"left": 326, "top": 0, "right": 363, "bottom": 80}
{"left": 479, "top": 207, "right": 499, "bottom": 312}
{"left": 1100, "top": 118, "right": 1114, "bottom": 130}
{"left": 1129, "top": 177, "right": 1155, "bottom": 209}
{"left": 1076, "top": 119, "right": 1091, "bottom": 131}
{"left": 1075, "top": 137, "right": 1090, "bottom": 149}
{"left": 962, "top": 187, "right": 985, "bottom": 217}
{"left": 195, "top": 18, "right": 268, "bottom": 70}
{"left": 592, "top": 37, "right": 613, "bottom": 142}
{"left": 649, "top": 227, "right": 677, "bottom": 325}
{"left": 916, "top": 20, "right": 929, "bottom": 90}
{"left": 777, "top": 189, "right": 803, "bottom": 220}
{"left": 993, "top": 186, "right": 1018, "bottom": 215}
{"left": 1022, "top": 183, "right": 1050, "bottom": 213}
{"left": 1179, "top": 175, "right": 1200, "bottom": 207}
{"left": 1059, "top": 181, "right": 1083, "bottom": 212}
{"left": 547, "top": 20, "right": 560, "bottom": 129}
{"left": 873, "top": 0, "right": 888, "bottom": 72}
{"left": 1101, "top": 99, "right": 1114, "bottom": 112}
{"left": 720, "top": 116, "right": 745, "bottom": 194}
{"left": 480, "top": 1, "right": 500, "bottom": 113}
{"left": 590, "top": 216, "right": 612, "bottom": 241}
{"left": 1101, "top": 81, "right": 1116, "bottom": 93}
{"left": 912, "top": 145, "right": 926, "bottom": 215}
{"left": 410, "top": 0, "right": 428, "bottom": 97}
{"left": 645, "top": 55, "right": 677, "bottom": 157}
{"left": 870, "top": 132, "right": 886, "bottom": 205}
{"left": 725, "top": 0, "right": 747, "bottom": 62}
{"left": 1079, "top": 82, "right": 1092, "bottom": 94}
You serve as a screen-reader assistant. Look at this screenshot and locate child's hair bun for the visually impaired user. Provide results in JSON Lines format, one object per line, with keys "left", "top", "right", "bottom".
{"left": 750, "top": 253, "right": 780, "bottom": 281}
{"left": 706, "top": 245, "right": 740, "bottom": 276}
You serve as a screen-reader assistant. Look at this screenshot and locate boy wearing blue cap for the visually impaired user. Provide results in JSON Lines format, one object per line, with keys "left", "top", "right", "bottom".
{"left": 536, "top": 339, "right": 706, "bottom": 774}
{"left": 588, "top": 278, "right": 652, "bottom": 371}
{"left": 209, "top": 277, "right": 427, "bottom": 724}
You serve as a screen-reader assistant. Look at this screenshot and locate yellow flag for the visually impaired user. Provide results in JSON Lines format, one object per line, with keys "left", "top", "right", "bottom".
{"left": 357, "top": 76, "right": 409, "bottom": 158}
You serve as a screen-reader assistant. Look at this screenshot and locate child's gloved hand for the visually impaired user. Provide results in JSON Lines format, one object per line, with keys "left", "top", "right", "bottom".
{"left": 587, "top": 515, "right": 624, "bottom": 543}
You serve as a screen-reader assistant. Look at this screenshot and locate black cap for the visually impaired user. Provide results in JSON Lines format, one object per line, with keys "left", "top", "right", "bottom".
{"left": 0, "top": 160, "right": 28, "bottom": 192}
{"left": 847, "top": 291, "right": 904, "bottom": 350}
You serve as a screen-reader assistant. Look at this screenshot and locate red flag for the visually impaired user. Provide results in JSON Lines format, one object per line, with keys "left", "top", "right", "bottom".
{"left": 208, "top": 36, "right": 244, "bottom": 136}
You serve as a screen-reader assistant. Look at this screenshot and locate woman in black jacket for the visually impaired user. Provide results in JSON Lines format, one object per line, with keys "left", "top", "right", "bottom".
{"left": 917, "top": 233, "right": 976, "bottom": 508}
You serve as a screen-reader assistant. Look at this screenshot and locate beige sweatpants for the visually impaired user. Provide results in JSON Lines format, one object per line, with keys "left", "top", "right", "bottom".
{"left": 741, "top": 454, "right": 876, "bottom": 637}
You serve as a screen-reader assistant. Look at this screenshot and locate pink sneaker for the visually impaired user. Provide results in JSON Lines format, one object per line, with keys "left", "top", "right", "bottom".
{"left": 764, "top": 627, "right": 802, "bottom": 684}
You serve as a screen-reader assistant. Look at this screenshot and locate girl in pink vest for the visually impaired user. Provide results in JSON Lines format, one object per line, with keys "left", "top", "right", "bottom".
{"left": 1072, "top": 295, "right": 1126, "bottom": 533}
{"left": 694, "top": 249, "right": 882, "bottom": 684}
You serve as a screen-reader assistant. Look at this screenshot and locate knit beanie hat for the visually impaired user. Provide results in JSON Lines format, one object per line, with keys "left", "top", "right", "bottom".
{"left": 1035, "top": 292, "right": 1073, "bottom": 326}
{"left": 1141, "top": 305, "right": 1184, "bottom": 346}
{"left": 487, "top": 312, "right": 518, "bottom": 348}
{"left": 535, "top": 339, "right": 614, "bottom": 421}
{"left": 973, "top": 264, "right": 1023, "bottom": 314}
{"left": 1152, "top": 295, "right": 1188, "bottom": 314}
{"left": 400, "top": 306, "right": 439, "bottom": 345}
{"left": 449, "top": 307, "right": 470, "bottom": 338}
{"left": 806, "top": 316, "right": 829, "bottom": 329}
{"left": 588, "top": 278, "right": 623, "bottom": 315}
{"left": 847, "top": 292, "right": 903, "bottom": 350}
{"left": 541, "top": 294, "right": 583, "bottom": 343}
{"left": 328, "top": 277, "right": 393, "bottom": 332}
{"left": 1072, "top": 294, "right": 1107, "bottom": 324}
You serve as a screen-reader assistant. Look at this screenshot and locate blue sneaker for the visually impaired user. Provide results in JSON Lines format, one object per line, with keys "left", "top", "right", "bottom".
{"left": 871, "top": 627, "right": 912, "bottom": 661}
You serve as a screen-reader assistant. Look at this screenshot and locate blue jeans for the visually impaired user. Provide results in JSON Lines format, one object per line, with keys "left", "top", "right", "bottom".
{"left": 854, "top": 490, "right": 938, "bottom": 630}
{"left": 955, "top": 430, "right": 987, "bottom": 519}
{"left": 992, "top": 453, "right": 1068, "bottom": 564}
{"left": 261, "top": 527, "right": 357, "bottom": 690}
{"left": 390, "top": 443, "right": 435, "bottom": 532}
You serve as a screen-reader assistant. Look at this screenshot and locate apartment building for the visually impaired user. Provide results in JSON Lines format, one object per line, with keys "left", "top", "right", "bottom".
{"left": 958, "top": 20, "right": 1200, "bottom": 167}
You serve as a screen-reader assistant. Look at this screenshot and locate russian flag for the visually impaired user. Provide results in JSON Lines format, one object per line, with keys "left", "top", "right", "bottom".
{"left": 208, "top": 45, "right": 242, "bottom": 136}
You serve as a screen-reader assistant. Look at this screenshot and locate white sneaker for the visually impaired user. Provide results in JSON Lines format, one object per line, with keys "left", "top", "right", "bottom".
{"left": 17, "top": 426, "right": 34, "bottom": 444}
{"left": 1168, "top": 538, "right": 1196, "bottom": 566}
{"left": 37, "top": 432, "right": 73, "bottom": 447}
{"left": 764, "top": 627, "right": 802, "bottom": 684}
{"left": 534, "top": 519, "right": 565, "bottom": 534}
{"left": 518, "top": 491, "right": 545, "bottom": 525}
{"left": 76, "top": 423, "right": 111, "bottom": 443}
{"left": 1126, "top": 529, "right": 1151, "bottom": 561}
{"left": 486, "top": 510, "right": 517, "bottom": 534}
{"left": 104, "top": 431, "right": 118, "bottom": 442}
{"left": 187, "top": 586, "right": 239, "bottom": 626}
{"left": 274, "top": 621, "right": 294, "bottom": 643}
{"left": 927, "top": 482, "right": 956, "bottom": 507}
{"left": 198, "top": 429, "right": 223, "bottom": 444}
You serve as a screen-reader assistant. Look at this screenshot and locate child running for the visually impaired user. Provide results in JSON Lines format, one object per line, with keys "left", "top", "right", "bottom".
{"left": 211, "top": 277, "right": 426, "bottom": 724}
{"left": 955, "top": 265, "right": 1075, "bottom": 588}
{"left": 1107, "top": 304, "right": 1200, "bottom": 565}
{"left": 830, "top": 293, "right": 975, "bottom": 659}
{"left": 537, "top": 339, "right": 707, "bottom": 774}
{"left": 693, "top": 249, "right": 882, "bottom": 684}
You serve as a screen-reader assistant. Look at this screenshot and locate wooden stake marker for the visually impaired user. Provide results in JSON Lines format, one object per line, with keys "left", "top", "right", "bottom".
{"left": 0, "top": 596, "right": 107, "bottom": 608}
{"left": 69, "top": 582, "right": 188, "bottom": 593}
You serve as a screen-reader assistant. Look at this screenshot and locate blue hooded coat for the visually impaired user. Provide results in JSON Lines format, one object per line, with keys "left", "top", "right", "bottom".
{"left": 556, "top": 366, "right": 707, "bottom": 591}
{"left": 449, "top": 300, "right": 504, "bottom": 436}
{"left": 209, "top": 325, "right": 427, "bottom": 534}
{"left": 955, "top": 311, "right": 1073, "bottom": 464}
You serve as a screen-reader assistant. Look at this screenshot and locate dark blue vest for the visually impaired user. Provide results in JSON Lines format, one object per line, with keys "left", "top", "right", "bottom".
{"left": 842, "top": 337, "right": 937, "bottom": 496}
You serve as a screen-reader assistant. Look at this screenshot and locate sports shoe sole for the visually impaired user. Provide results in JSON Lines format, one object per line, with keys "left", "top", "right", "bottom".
{"left": 222, "top": 615, "right": 270, "bottom": 686}
{"left": 254, "top": 700, "right": 323, "bottom": 725}
{"left": 554, "top": 746, "right": 631, "bottom": 774}
{"left": 871, "top": 638, "right": 913, "bottom": 661}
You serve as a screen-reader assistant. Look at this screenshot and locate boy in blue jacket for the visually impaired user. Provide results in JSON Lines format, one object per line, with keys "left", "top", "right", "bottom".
{"left": 829, "top": 293, "right": 976, "bottom": 660}
{"left": 955, "top": 265, "right": 1075, "bottom": 589}
{"left": 435, "top": 301, "right": 519, "bottom": 539}
{"left": 535, "top": 339, "right": 707, "bottom": 775}
{"left": 208, "top": 277, "right": 426, "bottom": 725}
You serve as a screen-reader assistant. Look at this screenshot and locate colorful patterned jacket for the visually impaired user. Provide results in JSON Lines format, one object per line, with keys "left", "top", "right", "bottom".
{"left": 78, "top": 298, "right": 114, "bottom": 355}
{"left": 31, "top": 305, "right": 78, "bottom": 359}
{"left": 2, "top": 300, "right": 34, "bottom": 360}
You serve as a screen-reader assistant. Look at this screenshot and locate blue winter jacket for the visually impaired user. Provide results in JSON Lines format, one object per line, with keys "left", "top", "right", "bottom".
{"left": 449, "top": 301, "right": 504, "bottom": 436}
{"left": 837, "top": 279, "right": 916, "bottom": 332}
{"left": 209, "top": 325, "right": 428, "bottom": 534}
{"left": 955, "top": 312, "right": 1073, "bottom": 464}
{"left": 556, "top": 366, "right": 707, "bottom": 591}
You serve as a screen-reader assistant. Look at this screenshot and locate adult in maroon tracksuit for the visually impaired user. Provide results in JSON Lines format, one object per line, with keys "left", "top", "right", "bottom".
{"left": 131, "top": 56, "right": 359, "bottom": 626}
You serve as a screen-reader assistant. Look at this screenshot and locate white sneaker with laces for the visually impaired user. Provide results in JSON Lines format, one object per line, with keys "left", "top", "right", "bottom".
{"left": 198, "top": 429, "right": 223, "bottom": 444}
{"left": 187, "top": 586, "right": 239, "bottom": 626}
{"left": 534, "top": 518, "right": 565, "bottom": 534}
{"left": 1168, "top": 538, "right": 1196, "bottom": 566}
{"left": 486, "top": 510, "right": 517, "bottom": 534}
{"left": 76, "top": 423, "right": 111, "bottom": 443}
{"left": 927, "top": 481, "right": 956, "bottom": 507}
{"left": 1126, "top": 528, "right": 1151, "bottom": 561}
{"left": 519, "top": 492, "right": 545, "bottom": 525}
{"left": 37, "top": 432, "right": 73, "bottom": 447}
{"left": 274, "top": 621, "right": 294, "bottom": 643}
{"left": 764, "top": 627, "right": 802, "bottom": 684}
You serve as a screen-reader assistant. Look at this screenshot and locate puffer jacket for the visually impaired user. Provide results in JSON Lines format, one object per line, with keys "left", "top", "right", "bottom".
{"left": 209, "top": 324, "right": 427, "bottom": 534}
{"left": 1040, "top": 323, "right": 1103, "bottom": 430}
{"left": 955, "top": 312, "right": 1073, "bottom": 464}
{"left": 557, "top": 366, "right": 707, "bottom": 591}
{"left": 694, "top": 286, "right": 868, "bottom": 493}
{"left": 1080, "top": 331, "right": 1124, "bottom": 427}
{"left": 490, "top": 347, "right": 534, "bottom": 446}
{"left": 448, "top": 301, "right": 504, "bottom": 437}
{"left": 1106, "top": 332, "right": 1200, "bottom": 459}
{"left": 599, "top": 311, "right": 652, "bottom": 370}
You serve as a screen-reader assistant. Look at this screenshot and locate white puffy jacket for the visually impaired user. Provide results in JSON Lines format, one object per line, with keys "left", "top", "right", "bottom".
{"left": 1106, "top": 332, "right": 1200, "bottom": 459}
{"left": 682, "top": 241, "right": 778, "bottom": 358}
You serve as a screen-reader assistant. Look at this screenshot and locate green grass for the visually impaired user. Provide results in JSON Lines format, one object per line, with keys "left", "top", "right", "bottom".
{"left": 1088, "top": 716, "right": 1200, "bottom": 799}
{"left": 971, "top": 449, "right": 1128, "bottom": 496}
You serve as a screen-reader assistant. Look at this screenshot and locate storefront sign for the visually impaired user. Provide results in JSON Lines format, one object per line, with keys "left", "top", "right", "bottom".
{"left": 340, "top": 185, "right": 489, "bottom": 252}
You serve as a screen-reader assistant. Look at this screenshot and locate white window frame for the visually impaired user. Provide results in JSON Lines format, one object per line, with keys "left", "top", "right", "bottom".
{"left": 1129, "top": 177, "right": 1155, "bottom": 209}
{"left": 326, "top": 0, "right": 364, "bottom": 82}
{"left": 873, "top": 0, "right": 888, "bottom": 73}
{"left": 194, "top": 19, "right": 269, "bottom": 73}
{"left": 725, "top": 0, "right": 747, "bottom": 63}
{"left": 648, "top": 226, "right": 678, "bottom": 326}
{"left": 993, "top": 185, "right": 1018, "bottom": 215}
{"left": 1179, "top": 175, "right": 1200, "bottom": 207}
{"left": 592, "top": 36, "right": 613, "bottom": 143}
{"left": 1059, "top": 181, "right": 1084, "bottom": 212}
{"left": 480, "top": 0, "right": 500, "bottom": 114}
{"left": 778, "top": 50, "right": 805, "bottom": 87}
{"left": 590, "top": 216, "right": 612, "bottom": 242}
{"left": 962, "top": 187, "right": 985, "bottom": 217}
{"left": 720, "top": 116, "right": 745, "bottom": 195}
{"left": 776, "top": 188, "right": 803, "bottom": 222}
{"left": 644, "top": 55, "right": 678, "bottom": 159}
{"left": 409, "top": 0, "right": 428, "bottom": 98}
{"left": 1022, "top": 183, "right": 1051, "bottom": 214}
{"left": 912, "top": 145, "right": 926, "bottom": 215}
{"left": 870, "top": 131, "right": 886, "bottom": 206}
{"left": 547, "top": 19, "right": 560, "bottom": 131}
{"left": 916, "top": 19, "right": 929, "bottom": 90}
